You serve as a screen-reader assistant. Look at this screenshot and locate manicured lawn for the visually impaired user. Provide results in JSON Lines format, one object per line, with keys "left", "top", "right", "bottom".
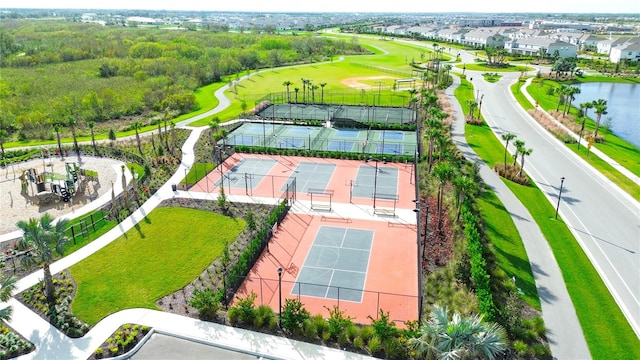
{"left": 183, "top": 162, "right": 215, "bottom": 187}
{"left": 464, "top": 115, "right": 640, "bottom": 360}
{"left": 69, "top": 207, "right": 245, "bottom": 325}
{"left": 477, "top": 190, "right": 540, "bottom": 310}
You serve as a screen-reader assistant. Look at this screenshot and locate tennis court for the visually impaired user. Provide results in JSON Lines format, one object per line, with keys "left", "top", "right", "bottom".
{"left": 352, "top": 164, "right": 399, "bottom": 199}
{"left": 256, "top": 104, "right": 415, "bottom": 125}
{"left": 225, "top": 122, "right": 417, "bottom": 156}
{"left": 291, "top": 226, "right": 373, "bottom": 302}
{"left": 281, "top": 162, "right": 336, "bottom": 194}
{"left": 214, "top": 158, "right": 277, "bottom": 189}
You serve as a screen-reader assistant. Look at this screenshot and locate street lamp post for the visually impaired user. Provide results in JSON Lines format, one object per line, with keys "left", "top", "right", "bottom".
{"left": 367, "top": 157, "right": 386, "bottom": 209}
{"left": 555, "top": 177, "right": 566, "bottom": 219}
{"left": 277, "top": 267, "right": 283, "bottom": 329}
{"left": 462, "top": 64, "right": 466, "bottom": 75}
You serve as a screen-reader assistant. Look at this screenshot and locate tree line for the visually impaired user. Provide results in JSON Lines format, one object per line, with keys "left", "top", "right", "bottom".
{"left": 0, "top": 20, "right": 368, "bottom": 145}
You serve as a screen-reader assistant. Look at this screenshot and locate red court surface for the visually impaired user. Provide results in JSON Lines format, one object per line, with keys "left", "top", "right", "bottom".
{"left": 192, "top": 153, "right": 419, "bottom": 325}
{"left": 191, "top": 153, "right": 416, "bottom": 210}
{"left": 235, "top": 214, "right": 419, "bottom": 325}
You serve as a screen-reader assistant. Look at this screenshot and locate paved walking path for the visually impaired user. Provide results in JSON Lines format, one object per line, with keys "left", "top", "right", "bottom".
{"left": 445, "top": 74, "right": 591, "bottom": 359}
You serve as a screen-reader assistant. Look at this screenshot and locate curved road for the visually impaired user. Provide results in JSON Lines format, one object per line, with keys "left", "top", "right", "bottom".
{"left": 461, "top": 60, "right": 640, "bottom": 337}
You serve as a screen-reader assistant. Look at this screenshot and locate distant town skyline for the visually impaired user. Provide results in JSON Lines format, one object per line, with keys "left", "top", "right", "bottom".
{"left": 5, "top": 0, "right": 640, "bottom": 15}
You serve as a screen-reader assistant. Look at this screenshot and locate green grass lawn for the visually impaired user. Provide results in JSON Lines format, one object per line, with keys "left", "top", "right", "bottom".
{"left": 69, "top": 207, "right": 245, "bottom": 325}
{"left": 464, "top": 118, "right": 640, "bottom": 360}
{"left": 183, "top": 162, "right": 215, "bottom": 186}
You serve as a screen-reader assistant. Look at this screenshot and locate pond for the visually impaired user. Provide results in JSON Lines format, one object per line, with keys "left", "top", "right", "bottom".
{"left": 573, "top": 82, "right": 639, "bottom": 148}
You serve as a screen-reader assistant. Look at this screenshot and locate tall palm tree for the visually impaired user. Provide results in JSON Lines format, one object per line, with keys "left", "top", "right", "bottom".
{"left": 293, "top": 87, "right": 300, "bottom": 104}
{"left": 67, "top": 116, "right": 80, "bottom": 156}
{"left": 501, "top": 133, "right": 516, "bottom": 170}
{"left": 407, "top": 305, "right": 507, "bottom": 360}
{"left": 562, "top": 86, "right": 580, "bottom": 117}
{"left": 432, "top": 162, "right": 454, "bottom": 226}
{"left": 592, "top": 99, "right": 608, "bottom": 140}
{"left": 577, "top": 101, "right": 593, "bottom": 150}
{"left": 88, "top": 121, "right": 97, "bottom": 153}
{"left": 52, "top": 123, "right": 64, "bottom": 158}
{"left": 310, "top": 84, "right": 319, "bottom": 104}
{"left": 512, "top": 139, "right": 525, "bottom": 166}
{"left": 319, "top": 82, "right": 327, "bottom": 104}
{"left": 453, "top": 174, "right": 476, "bottom": 222}
{"left": 16, "top": 214, "right": 70, "bottom": 305}
{"left": 282, "top": 80, "right": 292, "bottom": 103}
{"left": 0, "top": 274, "right": 17, "bottom": 321}
{"left": 518, "top": 147, "right": 533, "bottom": 177}
{"left": 133, "top": 120, "right": 143, "bottom": 155}
{"left": 554, "top": 84, "right": 569, "bottom": 112}
{"left": 301, "top": 78, "right": 308, "bottom": 104}
{"left": 425, "top": 126, "right": 443, "bottom": 172}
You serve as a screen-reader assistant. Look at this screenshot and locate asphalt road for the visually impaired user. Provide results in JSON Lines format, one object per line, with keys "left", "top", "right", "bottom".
{"left": 467, "top": 67, "right": 640, "bottom": 337}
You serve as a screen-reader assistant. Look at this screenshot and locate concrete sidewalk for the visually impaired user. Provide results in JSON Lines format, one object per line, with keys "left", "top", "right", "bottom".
{"left": 445, "top": 73, "right": 591, "bottom": 359}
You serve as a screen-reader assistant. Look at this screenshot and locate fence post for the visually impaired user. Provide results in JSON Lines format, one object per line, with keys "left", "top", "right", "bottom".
{"left": 337, "top": 287, "right": 340, "bottom": 312}
{"left": 91, "top": 213, "right": 96, "bottom": 232}
{"left": 71, "top": 226, "right": 76, "bottom": 245}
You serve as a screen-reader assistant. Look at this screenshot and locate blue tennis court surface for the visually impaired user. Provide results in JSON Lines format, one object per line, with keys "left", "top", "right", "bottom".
{"left": 214, "top": 158, "right": 277, "bottom": 188}
{"left": 245, "top": 123, "right": 276, "bottom": 134}
{"left": 291, "top": 226, "right": 374, "bottom": 302}
{"left": 227, "top": 134, "right": 259, "bottom": 146}
{"left": 377, "top": 143, "right": 403, "bottom": 155}
{"left": 286, "top": 127, "right": 314, "bottom": 136}
{"left": 334, "top": 129, "right": 360, "bottom": 138}
{"left": 275, "top": 137, "right": 305, "bottom": 149}
{"left": 352, "top": 165, "right": 398, "bottom": 198}
{"left": 382, "top": 131, "right": 404, "bottom": 141}
{"left": 328, "top": 140, "right": 355, "bottom": 151}
{"left": 282, "top": 162, "right": 335, "bottom": 193}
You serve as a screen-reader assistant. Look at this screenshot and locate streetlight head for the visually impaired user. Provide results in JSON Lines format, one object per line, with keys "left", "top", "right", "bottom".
{"left": 561, "top": 176, "right": 565, "bottom": 181}
{"left": 277, "top": 267, "right": 283, "bottom": 275}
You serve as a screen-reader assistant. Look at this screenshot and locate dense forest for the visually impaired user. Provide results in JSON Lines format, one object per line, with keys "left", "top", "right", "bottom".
{"left": 0, "top": 20, "right": 367, "bottom": 142}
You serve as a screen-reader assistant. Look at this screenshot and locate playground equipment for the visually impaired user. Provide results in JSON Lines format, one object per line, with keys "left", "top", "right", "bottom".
{"left": 20, "top": 158, "right": 95, "bottom": 205}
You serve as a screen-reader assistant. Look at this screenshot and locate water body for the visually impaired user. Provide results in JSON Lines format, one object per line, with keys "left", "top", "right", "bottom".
{"left": 573, "top": 82, "right": 640, "bottom": 148}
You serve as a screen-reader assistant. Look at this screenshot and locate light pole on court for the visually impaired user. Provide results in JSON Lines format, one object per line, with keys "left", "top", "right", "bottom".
{"left": 555, "top": 177, "right": 566, "bottom": 219}
{"left": 366, "top": 157, "right": 386, "bottom": 209}
{"left": 277, "top": 267, "right": 283, "bottom": 329}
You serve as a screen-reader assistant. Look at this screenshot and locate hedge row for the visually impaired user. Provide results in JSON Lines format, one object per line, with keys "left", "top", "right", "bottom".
{"left": 221, "top": 198, "right": 290, "bottom": 303}
{"left": 461, "top": 204, "right": 497, "bottom": 321}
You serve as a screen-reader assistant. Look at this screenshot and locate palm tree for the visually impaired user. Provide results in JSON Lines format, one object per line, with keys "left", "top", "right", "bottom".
{"left": 67, "top": 116, "right": 80, "bottom": 156}
{"left": 501, "top": 133, "right": 516, "bottom": 170}
{"left": 562, "top": 86, "right": 580, "bottom": 117}
{"left": 466, "top": 100, "right": 478, "bottom": 121}
{"left": 319, "top": 82, "right": 327, "bottom": 104}
{"left": 518, "top": 147, "right": 533, "bottom": 177}
{"left": 512, "top": 139, "right": 525, "bottom": 166}
{"left": 453, "top": 174, "right": 475, "bottom": 222}
{"left": 163, "top": 109, "right": 170, "bottom": 149}
{"left": 0, "top": 274, "right": 17, "bottom": 321}
{"left": 577, "top": 101, "right": 593, "bottom": 150}
{"left": 132, "top": 121, "right": 143, "bottom": 155}
{"left": 88, "top": 121, "right": 97, "bottom": 153}
{"left": 208, "top": 118, "right": 220, "bottom": 146}
{"left": 425, "top": 126, "right": 443, "bottom": 172}
{"left": 407, "top": 305, "right": 507, "bottom": 360}
{"left": 0, "top": 129, "right": 7, "bottom": 160}
{"left": 554, "top": 84, "right": 569, "bottom": 112}
{"left": 301, "top": 78, "right": 308, "bottom": 103}
{"left": 310, "top": 84, "right": 319, "bottom": 104}
{"left": 592, "top": 99, "right": 608, "bottom": 140}
{"left": 52, "top": 123, "right": 64, "bottom": 157}
{"left": 432, "top": 162, "right": 454, "bottom": 226}
{"left": 16, "top": 213, "right": 70, "bottom": 305}
{"left": 282, "top": 80, "right": 292, "bottom": 103}
{"left": 293, "top": 87, "right": 300, "bottom": 104}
